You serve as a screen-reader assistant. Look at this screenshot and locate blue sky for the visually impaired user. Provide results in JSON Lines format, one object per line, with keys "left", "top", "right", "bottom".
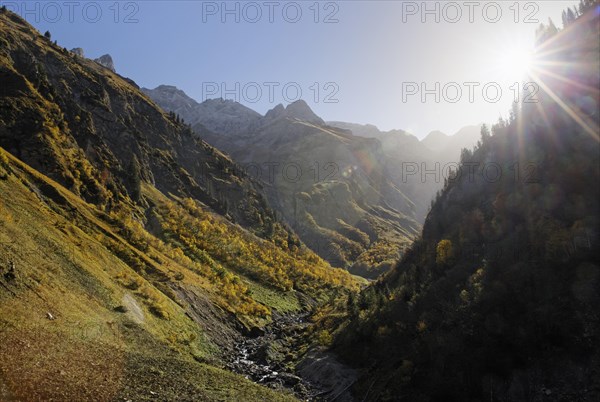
{"left": 4, "top": 1, "right": 580, "bottom": 138}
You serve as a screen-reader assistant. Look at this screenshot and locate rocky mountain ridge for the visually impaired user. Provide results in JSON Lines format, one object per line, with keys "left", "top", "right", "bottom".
{"left": 69, "top": 47, "right": 116, "bottom": 73}
{"left": 144, "top": 86, "right": 423, "bottom": 278}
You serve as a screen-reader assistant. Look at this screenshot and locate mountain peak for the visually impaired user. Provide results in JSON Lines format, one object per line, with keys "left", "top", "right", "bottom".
{"left": 154, "top": 84, "right": 179, "bottom": 91}
{"left": 424, "top": 130, "right": 449, "bottom": 140}
{"left": 286, "top": 100, "right": 323, "bottom": 123}
{"left": 147, "top": 85, "right": 194, "bottom": 100}
{"left": 265, "top": 100, "right": 324, "bottom": 124}
{"left": 93, "top": 54, "right": 115, "bottom": 72}
{"left": 264, "top": 104, "right": 285, "bottom": 120}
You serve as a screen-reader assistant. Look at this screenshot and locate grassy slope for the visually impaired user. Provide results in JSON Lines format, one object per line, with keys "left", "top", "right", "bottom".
{"left": 0, "top": 148, "right": 296, "bottom": 401}
{"left": 0, "top": 9, "right": 362, "bottom": 400}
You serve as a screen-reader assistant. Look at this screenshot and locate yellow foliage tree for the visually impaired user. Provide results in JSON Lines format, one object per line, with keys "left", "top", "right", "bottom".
{"left": 436, "top": 239, "right": 454, "bottom": 265}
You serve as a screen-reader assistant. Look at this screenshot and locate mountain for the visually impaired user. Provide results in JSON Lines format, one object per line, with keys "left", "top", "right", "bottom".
{"left": 327, "top": 121, "right": 430, "bottom": 161}
{"left": 331, "top": 6, "right": 600, "bottom": 400}
{"left": 422, "top": 125, "right": 483, "bottom": 163}
{"left": 145, "top": 87, "right": 422, "bottom": 279}
{"left": 329, "top": 122, "right": 482, "bottom": 165}
{"left": 327, "top": 122, "right": 483, "bottom": 220}
{"left": 67, "top": 47, "right": 115, "bottom": 73}
{"left": 142, "top": 86, "right": 263, "bottom": 144}
{"left": 325, "top": 121, "right": 386, "bottom": 140}
{"left": 421, "top": 129, "right": 449, "bottom": 152}
{"left": 0, "top": 9, "right": 360, "bottom": 400}
{"left": 267, "top": 99, "right": 325, "bottom": 124}
{"left": 93, "top": 54, "right": 115, "bottom": 73}
{"left": 445, "top": 125, "right": 482, "bottom": 156}
{"left": 0, "top": 15, "right": 283, "bottom": 236}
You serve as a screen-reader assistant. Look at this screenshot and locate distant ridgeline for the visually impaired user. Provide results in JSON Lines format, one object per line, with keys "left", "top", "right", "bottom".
{"left": 143, "top": 88, "right": 483, "bottom": 279}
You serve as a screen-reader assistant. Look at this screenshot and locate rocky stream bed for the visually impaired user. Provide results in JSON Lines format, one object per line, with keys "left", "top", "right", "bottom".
{"left": 224, "top": 312, "right": 317, "bottom": 400}
{"left": 223, "top": 312, "right": 358, "bottom": 401}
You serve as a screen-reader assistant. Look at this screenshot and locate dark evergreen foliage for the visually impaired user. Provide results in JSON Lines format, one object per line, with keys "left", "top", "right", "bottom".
{"left": 334, "top": 4, "right": 600, "bottom": 400}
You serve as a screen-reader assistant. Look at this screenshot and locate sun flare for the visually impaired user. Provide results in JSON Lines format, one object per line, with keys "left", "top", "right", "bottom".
{"left": 498, "top": 45, "right": 534, "bottom": 81}
{"left": 500, "top": 47, "right": 533, "bottom": 79}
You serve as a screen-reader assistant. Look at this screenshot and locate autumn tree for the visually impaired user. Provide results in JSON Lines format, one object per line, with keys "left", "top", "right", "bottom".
{"left": 436, "top": 239, "right": 454, "bottom": 266}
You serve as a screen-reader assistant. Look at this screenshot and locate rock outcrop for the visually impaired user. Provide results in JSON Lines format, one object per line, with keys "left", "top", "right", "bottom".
{"left": 93, "top": 54, "right": 116, "bottom": 72}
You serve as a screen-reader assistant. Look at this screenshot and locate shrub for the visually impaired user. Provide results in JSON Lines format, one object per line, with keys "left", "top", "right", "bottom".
{"left": 139, "top": 285, "right": 170, "bottom": 319}
{"left": 115, "top": 271, "right": 143, "bottom": 290}
{"left": 149, "top": 303, "right": 170, "bottom": 319}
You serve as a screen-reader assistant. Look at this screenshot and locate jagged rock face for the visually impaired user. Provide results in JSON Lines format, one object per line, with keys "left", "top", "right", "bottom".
{"left": 0, "top": 12, "right": 279, "bottom": 237}
{"left": 69, "top": 49, "right": 116, "bottom": 74}
{"left": 274, "top": 100, "right": 324, "bottom": 124}
{"left": 264, "top": 104, "right": 285, "bottom": 121}
{"left": 70, "top": 47, "right": 84, "bottom": 57}
{"left": 145, "top": 86, "right": 421, "bottom": 277}
{"left": 327, "top": 121, "right": 427, "bottom": 158}
{"left": 142, "top": 85, "right": 199, "bottom": 121}
{"left": 145, "top": 84, "right": 480, "bottom": 278}
{"left": 142, "top": 86, "right": 263, "bottom": 138}
{"left": 262, "top": 100, "right": 324, "bottom": 125}
{"left": 93, "top": 54, "right": 115, "bottom": 72}
{"left": 234, "top": 115, "right": 420, "bottom": 273}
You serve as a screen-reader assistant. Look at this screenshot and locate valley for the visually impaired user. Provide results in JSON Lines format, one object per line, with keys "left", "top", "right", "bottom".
{"left": 143, "top": 87, "right": 480, "bottom": 278}
{"left": 1, "top": 1, "right": 599, "bottom": 401}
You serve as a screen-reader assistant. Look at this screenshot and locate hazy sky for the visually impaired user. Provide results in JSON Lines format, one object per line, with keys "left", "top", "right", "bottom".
{"left": 5, "top": 1, "right": 580, "bottom": 138}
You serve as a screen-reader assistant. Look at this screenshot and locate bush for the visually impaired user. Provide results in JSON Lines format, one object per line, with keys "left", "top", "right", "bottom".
{"left": 139, "top": 285, "right": 170, "bottom": 320}
{"left": 115, "top": 271, "right": 143, "bottom": 290}
{"left": 149, "top": 303, "right": 170, "bottom": 319}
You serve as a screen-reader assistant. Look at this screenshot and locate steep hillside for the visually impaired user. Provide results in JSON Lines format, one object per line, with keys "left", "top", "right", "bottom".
{"left": 0, "top": 10, "right": 281, "bottom": 239}
{"left": 0, "top": 147, "right": 300, "bottom": 401}
{"left": 0, "top": 9, "right": 362, "bottom": 400}
{"left": 145, "top": 88, "right": 422, "bottom": 279}
{"left": 331, "top": 5, "right": 600, "bottom": 401}
{"left": 229, "top": 104, "right": 421, "bottom": 279}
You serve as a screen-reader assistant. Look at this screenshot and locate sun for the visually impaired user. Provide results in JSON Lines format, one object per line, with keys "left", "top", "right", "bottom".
{"left": 496, "top": 45, "right": 535, "bottom": 82}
